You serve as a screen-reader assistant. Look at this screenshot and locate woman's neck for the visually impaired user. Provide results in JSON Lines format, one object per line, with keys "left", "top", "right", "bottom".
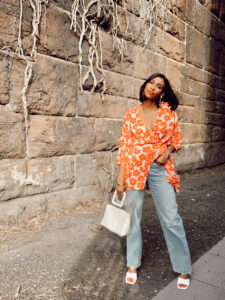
{"left": 142, "top": 100, "right": 158, "bottom": 110}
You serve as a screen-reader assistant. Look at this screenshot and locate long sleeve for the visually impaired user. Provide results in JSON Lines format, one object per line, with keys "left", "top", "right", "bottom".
{"left": 168, "top": 110, "right": 182, "bottom": 152}
{"left": 117, "top": 112, "right": 132, "bottom": 166}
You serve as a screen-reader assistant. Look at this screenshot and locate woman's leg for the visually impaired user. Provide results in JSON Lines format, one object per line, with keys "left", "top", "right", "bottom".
{"left": 125, "top": 188, "right": 145, "bottom": 269}
{"left": 147, "top": 162, "right": 192, "bottom": 275}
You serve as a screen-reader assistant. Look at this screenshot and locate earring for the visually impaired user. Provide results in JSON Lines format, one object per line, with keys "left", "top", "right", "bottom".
{"left": 159, "top": 95, "right": 163, "bottom": 105}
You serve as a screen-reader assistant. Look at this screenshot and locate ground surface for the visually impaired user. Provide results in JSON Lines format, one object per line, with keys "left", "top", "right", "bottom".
{"left": 0, "top": 164, "right": 225, "bottom": 300}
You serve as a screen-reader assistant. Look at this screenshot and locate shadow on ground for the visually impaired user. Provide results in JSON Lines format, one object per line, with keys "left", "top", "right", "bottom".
{"left": 57, "top": 166, "right": 225, "bottom": 300}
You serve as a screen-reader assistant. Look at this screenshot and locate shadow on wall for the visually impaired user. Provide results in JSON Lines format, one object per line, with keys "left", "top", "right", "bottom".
{"left": 174, "top": 0, "right": 225, "bottom": 173}
{"left": 204, "top": 3, "right": 225, "bottom": 168}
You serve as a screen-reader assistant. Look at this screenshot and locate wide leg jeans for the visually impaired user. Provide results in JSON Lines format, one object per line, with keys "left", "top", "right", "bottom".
{"left": 126, "top": 162, "right": 192, "bottom": 274}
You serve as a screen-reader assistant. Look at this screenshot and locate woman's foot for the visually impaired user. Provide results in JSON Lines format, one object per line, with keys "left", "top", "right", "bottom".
{"left": 177, "top": 273, "right": 191, "bottom": 290}
{"left": 125, "top": 268, "right": 137, "bottom": 284}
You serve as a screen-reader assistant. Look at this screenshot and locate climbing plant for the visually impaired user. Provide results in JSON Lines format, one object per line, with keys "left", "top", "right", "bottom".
{"left": 70, "top": 0, "right": 171, "bottom": 93}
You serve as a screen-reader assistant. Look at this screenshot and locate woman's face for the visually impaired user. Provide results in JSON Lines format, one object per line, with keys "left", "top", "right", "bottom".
{"left": 144, "top": 77, "right": 165, "bottom": 100}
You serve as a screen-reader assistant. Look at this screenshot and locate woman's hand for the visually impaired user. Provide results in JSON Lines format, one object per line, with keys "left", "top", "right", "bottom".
{"left": 155, "top": 151, "right": 170, "bottom": 166}
{"left": 155, "top": 145, "right": 176, "bottom": 166}
{"left": 116, "top": 184, "right": 126, "bottom": 198}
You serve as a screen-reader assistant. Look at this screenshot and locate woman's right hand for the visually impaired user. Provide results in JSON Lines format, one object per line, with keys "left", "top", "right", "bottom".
{"left": 116, "top": 184, "right": 126, "bottom": 198}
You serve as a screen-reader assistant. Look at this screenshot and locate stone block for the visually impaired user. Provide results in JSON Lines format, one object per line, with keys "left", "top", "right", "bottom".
{"left": 50, "top": 0, "right": 74, "bottom": 12}
{"left": 216, "top": 88, "right": 225, "bottom": 103}
{"left": 0, "top": 194, "right": 46, "bottom": 225}
{"left": 0, "top": 53, "right": 10, "bottom": 104}
{"left": 124, "top": 0, "right": 140, "bottom": 16}
{"left": 204, "top": 111, "right": 225, "bottom": 127}
{"left": 194, "top": 1, "right": 211, "bottom": 35}
{"left": 74, "top": 151, "right": 112, "bottom": 192}
{"left": 170, "top": 0, "right": 195, "bottom": 25}
{"left": 180, "top": 76, "right": 216, "bottom": 101}
{"left": 155, "top": 28, "right": 185, "bottom": 63}
{"left": 73, "top": 185, "right": 101, "bottom": 203}
{"left": 100, "top": 30, "right": 135, "bottom": 78}
{"left": 28, "top": 115, "right": 95, "bottom": 158}
{"left": 161, "top": 9, "right": 185, "bottom": 41}
{"left": 103, "top": 68, "right": 143, "bottom": 99}
{"left": 177, "top": 105, "right": 203, "bottom": 123}
{"left": 200, "top": 98, "right": 225, "bottom": 114}
{"left": 180, "top": 123, "right": 207, "bottom": 144}
{"left": 0, "top": 106, "right": 25, "bottom": 159}
{"left": 186, "top": 25, "right": 207, "bottom": 68}
{"left": 38, "top": 5, "right": 79, "bottom": 62}
{"left": 210, "top": 17, "right": 225, "bottom": 45}
{"left": 175, "top": 142, "right": 225, "bottom": 172}
{"left": 0, "top": 0, "right": 33, "bottom": 54}
{"left": 178, "top": 93, "right": 200, "bottom": 108}
{"left": 181, "top": 64, "right": 208, "bottom": 86}
{"left": 205, "top": 38, "right": 224, "bottom": 76}
{"left": 204, "top": 0, "right": 221, "bottom": 18}
{"left": 77, "top": 90, "right": 138, "bottom": 119}
{"left": 27, "top": 55, "right": 77, "bottom": 116}
{"left": 0, "top": 156, "right": 74, "bottom": 201}
{"left": 166, "top": 59, "right": 182, "bottom": 91}
{"left": 134, "top": 50, "right": 167, "bottom": 80}
{"left": 95, "top": 118, "right": 122, "bottom": 151}
{"left": 46, "top": 189, "right": 78, "bottom": 213}
{"left": 181, "top": 76, "right": 204, "bottom": 97}
{"left": 75, "top": 154, "right": 98, "bottom": 187}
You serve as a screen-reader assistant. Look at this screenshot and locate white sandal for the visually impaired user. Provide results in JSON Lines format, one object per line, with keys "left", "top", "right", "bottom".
{"left": 177, "top": 276, "right": 190, "bottom": 290}
{"left": 125, "top": 271, "right": 137, "bottom": 285}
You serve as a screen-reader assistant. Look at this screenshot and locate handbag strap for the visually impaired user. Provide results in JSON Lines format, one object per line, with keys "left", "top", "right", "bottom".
{"left": 112, "top": 190, "right": 126, "bottom": 208}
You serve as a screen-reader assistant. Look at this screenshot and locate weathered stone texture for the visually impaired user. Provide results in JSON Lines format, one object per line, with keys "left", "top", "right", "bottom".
{"left": 95, "top": 119, "right": 122, "bottom": 151}
{"left": 194, "top": 1, "right": 211, "bottom": 35}
{"left": 75, "top": 152, "right": 111, "bottom": 188}
{"left": 0, "top": 156, "right": 74, "bottom": 201}
{"left": 186, "top": 25, "right": 207, "bottom": 68}
{"left": 0, "top": 106, "right": 25, "bottom": 159}
{"left": 27, "top": 55, "right": 77, "bottom": 116}
{"left": 0, "top": 0, "right": 33, "bottom": 53}
{"left": 0, "top": 0, "right": 225, "bottom": 224}
{"left": 0, "top": 53, "right": 10, "bottom": 104}
{"left": 46, "top": 189, "right": 78, "bottom": 213}
{"left": 175, "top": 142, "right": 225, "bottom": 172}
{"left": 38, "top": 5, "right": 79, "bottom": 62}
{"left": 77, "top": 91, "right": 137, "bottom": 119}
{"left": 28, "top": 115, "right": 95, "bottom": 158}
{"left": 155, "top": 28, "right": 185, "bottom": 63}
{"left": 171, "top": 0, "right": 196, "bottom": 25}
{"left": 205, "top": 38, "right": 225, "bottom": 76}
{"left": 0, "top": 194, "right": 46, "bottom": 225}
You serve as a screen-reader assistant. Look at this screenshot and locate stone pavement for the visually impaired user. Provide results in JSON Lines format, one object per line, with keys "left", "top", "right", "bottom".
{"left": 152, "top": 237, "right": 225, "bottom": 300}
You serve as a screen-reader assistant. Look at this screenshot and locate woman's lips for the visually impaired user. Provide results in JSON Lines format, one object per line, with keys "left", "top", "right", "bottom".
{"left": 147, "top": 90, "right": 154, "bottom": 95}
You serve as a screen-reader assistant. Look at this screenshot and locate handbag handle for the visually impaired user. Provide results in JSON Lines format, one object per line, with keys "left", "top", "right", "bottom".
{"left": 112, "top": 190, "right": 126, "bottom": 208}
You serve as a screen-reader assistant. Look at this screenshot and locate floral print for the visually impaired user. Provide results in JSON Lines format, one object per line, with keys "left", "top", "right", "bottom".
{"left": 117, "top": 102, "right": 182, "bottom": 193}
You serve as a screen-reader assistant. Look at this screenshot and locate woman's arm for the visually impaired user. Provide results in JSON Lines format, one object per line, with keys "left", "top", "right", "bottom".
{"left": 116, "top": 164, "right": 126, "bottom": 197}
{"left": 155, "top": 110, "right": 182, "bottom": 166}
{"left": 116, "top": 112, "right": 131, "bottom": 196}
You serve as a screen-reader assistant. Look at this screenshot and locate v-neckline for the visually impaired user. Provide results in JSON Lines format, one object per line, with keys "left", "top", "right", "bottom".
{"left": 136, "top": 104, "right": 161, "bottom": 135}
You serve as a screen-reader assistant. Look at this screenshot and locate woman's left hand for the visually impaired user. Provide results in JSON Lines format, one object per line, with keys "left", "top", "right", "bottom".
{"left": 155, "top": 150, "right": 170, "bottom": 166}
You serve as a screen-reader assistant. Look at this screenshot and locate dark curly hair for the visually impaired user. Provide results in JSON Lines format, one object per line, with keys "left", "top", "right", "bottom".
{"left": 139, "top": 73, "right": 179, "bottom": 111}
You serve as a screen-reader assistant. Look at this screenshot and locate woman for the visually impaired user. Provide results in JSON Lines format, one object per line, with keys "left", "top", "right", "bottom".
{"left": 116, "top": 73, "right": 191, "bottom": 289}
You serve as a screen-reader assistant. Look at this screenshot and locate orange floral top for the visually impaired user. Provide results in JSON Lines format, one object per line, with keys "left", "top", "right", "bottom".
{"left": 117, "top": 102, "right": 182, "bottom": 193}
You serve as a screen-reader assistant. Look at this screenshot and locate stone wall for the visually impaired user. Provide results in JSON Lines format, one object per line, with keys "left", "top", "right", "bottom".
{"left": 0, "top": 0, "right": 225, "bottom": 225}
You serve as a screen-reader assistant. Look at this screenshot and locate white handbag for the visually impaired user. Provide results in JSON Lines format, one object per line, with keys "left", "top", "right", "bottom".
{"left": 100, "top": 190, "right": 131, "bottom": 237}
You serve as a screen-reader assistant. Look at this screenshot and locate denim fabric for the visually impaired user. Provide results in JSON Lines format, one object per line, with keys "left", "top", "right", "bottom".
{"left": 125, "top": 162, "right": 192, "bottom": 274}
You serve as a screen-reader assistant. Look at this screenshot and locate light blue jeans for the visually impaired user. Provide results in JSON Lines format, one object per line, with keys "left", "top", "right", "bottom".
{"left": 125, "top": 162, "right": 192, "bottom": 274}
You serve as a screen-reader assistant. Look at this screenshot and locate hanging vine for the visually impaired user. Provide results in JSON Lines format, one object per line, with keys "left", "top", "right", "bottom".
{"left": 70, "top": 0, "right": 171, "bottom": 93}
